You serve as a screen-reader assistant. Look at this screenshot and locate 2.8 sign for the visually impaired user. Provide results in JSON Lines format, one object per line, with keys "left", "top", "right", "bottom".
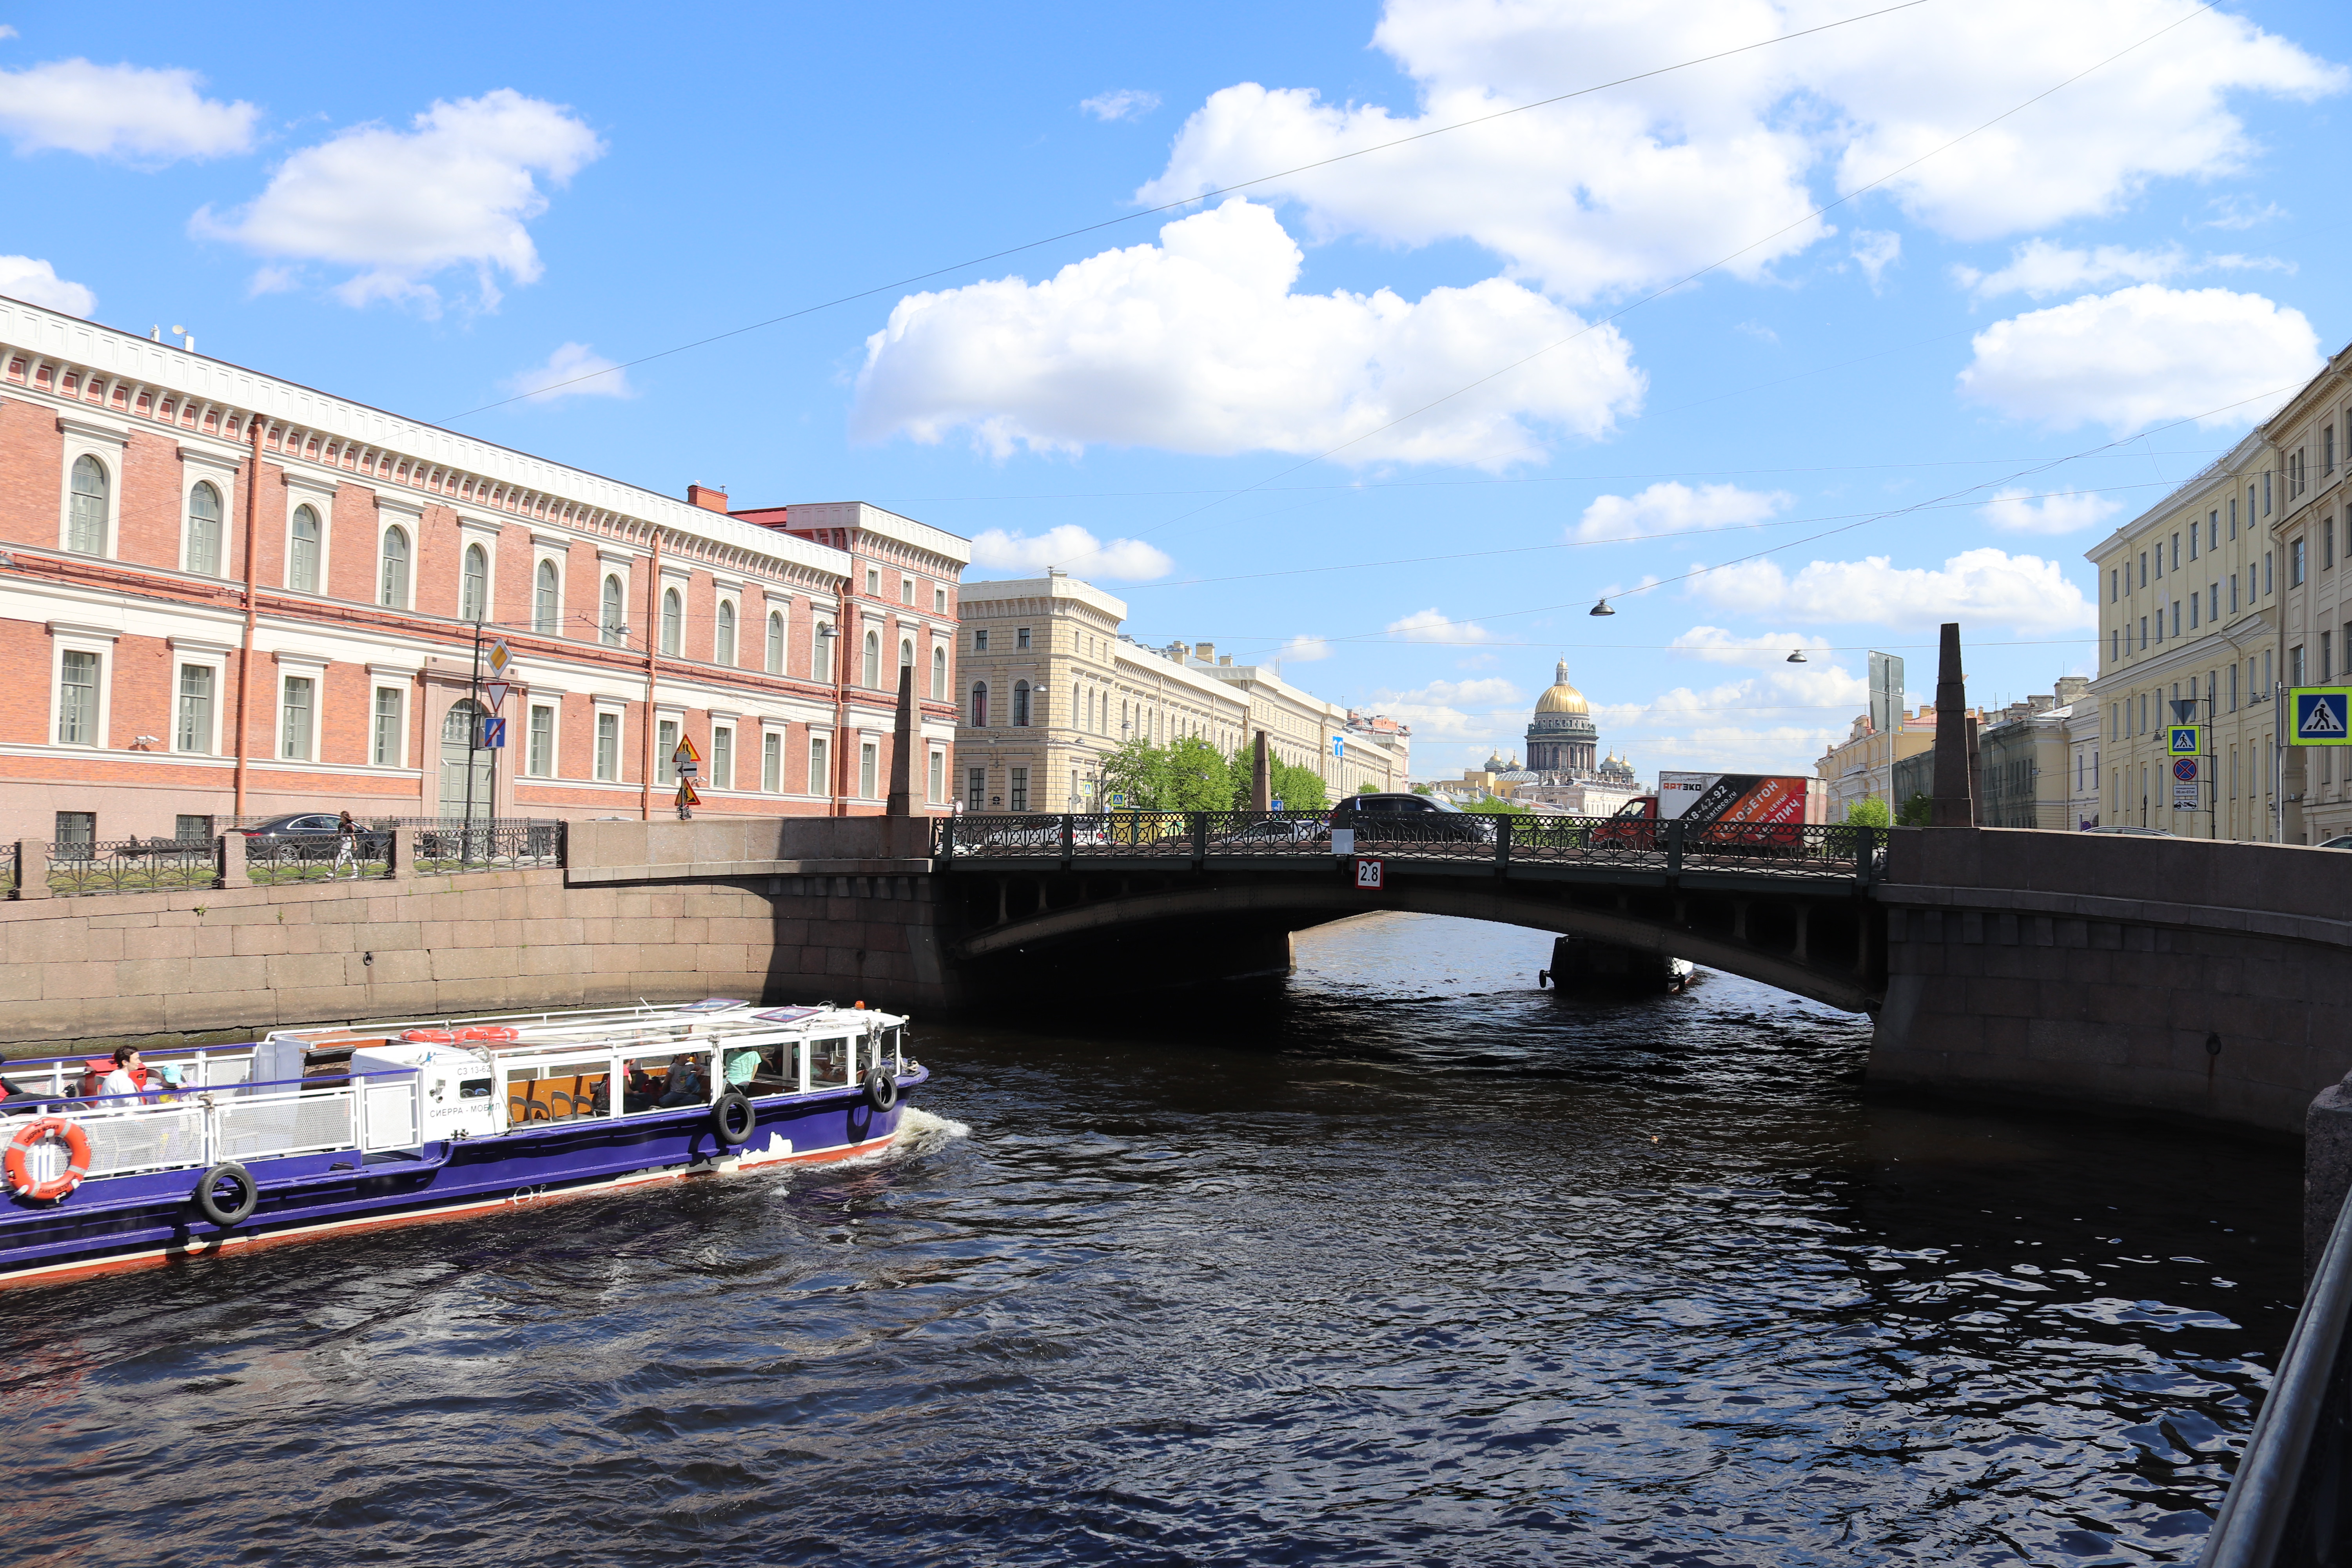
{"left": 1354, "top": 858, "right": 1385, "bottom": 891}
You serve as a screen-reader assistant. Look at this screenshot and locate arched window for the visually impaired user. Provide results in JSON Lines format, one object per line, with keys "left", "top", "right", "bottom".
{"left": 931, "top": 644, "right": 947, "bottom": 701}
{"left": 862, "top": 629, "right": 880, "bottom": 688}
{"left": 460, "top": 543, "right": 488, "bottom": 622}
{"left": 67, "top": 455, "right": 107, "bottom": 555}
{"left": 970, "top": 682, "right": 989, "bottom": 727}
{"left": 289, "top": 505, "right": 321, "bottom": 592}
{"left": 715, "top": 600, "right": 736, "bottom": 666}
{"left": 534, "top": 559, "right": 560, "bottom": 634}
{"left": 186, "top": 481, "right": 223, "bottom": 577}
{"left": 379, "top": 526, "right": 411, "bottom": 609}
{"left": 1013, "top": 680, "right": 1031, "bottom": 727}
{"left": 600, "top": 575, "right": 625, "bottom": 645}
{"left": 900, "top": 637, "right": 914, "bottom": 675}
{"left": 660, "top": 587, "right": 682, "bottom": 655}
{"left": 766, "top": 611, "right": 784, "bottom": 674}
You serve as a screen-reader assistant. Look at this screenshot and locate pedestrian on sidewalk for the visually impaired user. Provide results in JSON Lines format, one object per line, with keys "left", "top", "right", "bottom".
{"left": 334, "top": 811, "right": 360, "bottom": 879}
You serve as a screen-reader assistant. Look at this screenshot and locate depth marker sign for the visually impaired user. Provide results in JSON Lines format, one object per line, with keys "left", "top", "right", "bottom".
{"left": 1354, "top": 858, "right": 1385, "bottom": 891}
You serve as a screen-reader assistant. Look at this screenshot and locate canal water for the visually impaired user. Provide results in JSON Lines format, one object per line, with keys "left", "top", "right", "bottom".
{"left": 0, "top": 913, "right": 2303, "bottom": 1566}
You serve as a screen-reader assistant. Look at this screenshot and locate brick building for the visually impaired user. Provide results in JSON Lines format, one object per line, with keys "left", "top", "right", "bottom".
{"left": 0, "top": 294, "right": 968, "bottom": 843}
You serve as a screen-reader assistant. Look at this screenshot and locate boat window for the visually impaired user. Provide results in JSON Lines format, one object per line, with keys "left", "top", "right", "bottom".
{"left": 881, "top": 1027, "right": 901, "bottom": 1072}
{"left": 458, "top": 1078, "right": 492, "bottom": 1099}
{"left": 724, "top": 1041, "right": 801, "bottom": 1096}
{"left": 507, "top": 1059, "right": 615, "bottom": 1124}
{"left": 617, "top": 1052, "right": 711, "bottom": 1116}
{"left": 810, "top": 1036, "right": 852, "bottom": 1089}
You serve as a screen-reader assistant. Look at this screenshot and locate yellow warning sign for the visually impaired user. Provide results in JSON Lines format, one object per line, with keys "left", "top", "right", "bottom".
{"left": 675, "top": 779, "right": 701, "bottom": 807}
{"left": 672, "top": 733, "right": 702, "bottom": 766}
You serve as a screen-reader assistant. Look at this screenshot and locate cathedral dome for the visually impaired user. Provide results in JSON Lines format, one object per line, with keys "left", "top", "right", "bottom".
{"left": 1534, "top": 660, "right": 1590, "bottom": 716}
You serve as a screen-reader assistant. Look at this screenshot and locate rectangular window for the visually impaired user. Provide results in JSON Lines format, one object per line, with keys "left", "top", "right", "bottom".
{"left": 2171, "top": 601, "right": 2180, "bottom": 639}
{"left": 859, "top": 741, "right": 878, "bottom": 799}
{"left": 175, "top": 814, "right": 211, "bottom": 844}
{"left": 972, "top": 628, "right": 989, "bottom": 652}
{"left": 2265, "top": 650, "right": 2274, "bottom": 691}
{"left": 595, "top": 711, "right": 621, "bottom": 781}
{"left": 2292, "top": 645, "right": 2307, "bottom": 686}
{"left": 2139, "top": 616, "right": 2147, "bottom": 650}
{"left": 2327, "top": 423, "right": 2337, "bottom": 475}
{"left": 2154, "top": 544, "right": 2163, "bottom": 581}
{"left": 2171, "top": 533, "right": 2180, "bottom": 571}
{"left": 2211, "top": 584, "right": 2220, "bottom": 623}
{"left": 2188, "top": 594, "right": 2198, "bottom": 630}
{"left": 866, "top": 568, "right": 880, "bottom": 596}
{"left": 2266, "top": 551, "right": 2274, "bottom": 595}
{"left": 174, "top": 664, "right": 214, "bottom": 753}
{"left": 762, "top": 731, "right": 781, "bottom": 793}
{"left": 2330, "top": 517, "right": 2339, "bottom": 570}
{"left": 56, "top": 649, "right": 98, "bottom": 745}
{"left": 968, "top": 766, "right": 985, "bottom": 805}
{"left": 528, "top": 705, "right": 554, "bottom": 777}
{"left": 929, "top": 750, "right": 945, "bottom": 804}
{"left": 2189, "top": 526, "right": 2198, "bottom": 562}
{"left": 2266, "top": 471, "right": 2272, "bottom": 515}
{"left": 934, "top": 586, "right": 947, "bottom": 614}
{"left": 2230, "top": 663, "right": 2238, "bottom": 710}
{"left": 2325, "top": 633, "right": 2335, "bottom": 683}
{"left": 2231, "top": 496, "right": 2239, "bottom": 536}
{"left": 281, "top": 676, "right": 314, "bottom": 760}
{"left": 2110, "top": 567, "right": 2118, "bottom": 602}
{"left": 2232, "top": 573, "right": 2241, "bottom": 614}
{"left": 1009, "top": 766, "right": 1028, "bottom": 811}
{"left": 712, "top": 726, "right": 733, "bottom": 790}
{"left": 55, "top": 811, "right": 94, "bottom": 853}
{"left": 2292, "top": 537, "right": 2306, "bottom": 586}
{"left": 900, "top": 577, "right": 915, "bottom": 605}
{"left": 656, "top": 719, "right": 679, "bottom": 784}
{"left": 1016, "top": 627, "right": 1031, "bottom": 650}
{"left": 2138, "top": 552, "right": 2147, "bottom": 588}
{"left": 808, "top": 736, "right": 830, "bottom": 797}
{"left": 2111, "top": 628, "right": 2120, "bottom": 662}
{"left": 372, "top": 688, "right": 403, "bottom": 767}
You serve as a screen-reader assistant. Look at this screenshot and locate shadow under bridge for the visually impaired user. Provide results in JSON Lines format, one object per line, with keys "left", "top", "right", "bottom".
{"left": 931, "top": 812, "right": 1889, "bottom": 1011}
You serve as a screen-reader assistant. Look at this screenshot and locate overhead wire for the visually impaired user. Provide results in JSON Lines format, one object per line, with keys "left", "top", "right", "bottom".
{"left": 437, "top": 0, "right": 1931, "bottom": 423}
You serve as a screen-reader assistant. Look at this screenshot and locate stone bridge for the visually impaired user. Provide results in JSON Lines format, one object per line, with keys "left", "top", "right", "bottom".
{"left": 2, "top": 812, "right": 2346, "bottom": 1140}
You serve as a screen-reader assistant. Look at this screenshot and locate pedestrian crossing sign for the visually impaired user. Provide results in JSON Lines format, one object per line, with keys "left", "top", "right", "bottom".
{"left": 2292, "top": 688, "right": 2352, "bottom": 746}
{"left": 2166, "top": 725, "right": 2201, "bottom": 756}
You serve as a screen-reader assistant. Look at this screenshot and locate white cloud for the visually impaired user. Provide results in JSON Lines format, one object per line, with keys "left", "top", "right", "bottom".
{"left": 1690, "top": 548, "right": 2094, "bottom": 634}
{"left": 2200, "top": 195, "right": 2287, "bottom": 230}
{"left": 1594, "top": 638, "right": 1863, "bottom": 775}
{"left": 1954, "top": 238, "right": 2187, "bottom": 300}
{"left": 853, "top": 199, "right": 1643, "bottom": 468}
{"left": 1366, "top": 678, "right": 1524, "bottom": 742}
{"left": 501, "top": 342, "right": 633, "bottom": 403}
{"left": 1851, "top": 230, "right": 1900, "bottom": 290}
{"left": 1277, "top": 634, "right": 1332, "bottom": 663}
{"left": 1958, "top": 284, "right": 2321, "bottom": 432}
{"left": 1080, "top": 89, "right": 1161, "bottom": 122}
{"left": 1667, "top": 626, "right": 1835, "bottom": 666}
{"left": 0, "top": 58, "right": 258, "bottom": 162}
{"left": 1386, "top": 607, "right": 1497, "bottom": 644}
{"left": 191, "top": 89, "right": 604, "bottom": 312}
{"left": 0, "top": 256, "right": 94, "bottom": 316}
{"left": 1576, "top": 481, "right": 1788, "bottom": 543}
{"left": 1136, "top": 1, "right": 2344, "bottom": 301}
{"left": 968, "top": 524, "right": 1174, "bottom": 581}
{"left": 1979, "top": 485, "right": 2125, "bottom": 535}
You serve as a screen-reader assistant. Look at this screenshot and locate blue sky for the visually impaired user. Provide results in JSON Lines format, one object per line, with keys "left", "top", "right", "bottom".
{"left": 5, "top": 1, "right": 2348, "bottom": 778}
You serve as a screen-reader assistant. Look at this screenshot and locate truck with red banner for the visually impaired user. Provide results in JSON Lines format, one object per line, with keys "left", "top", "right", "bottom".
{"left": 1592, "top": 771, "right": 1829, "bottom": 850}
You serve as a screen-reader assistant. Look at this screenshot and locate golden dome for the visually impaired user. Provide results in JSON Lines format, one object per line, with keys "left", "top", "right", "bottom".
{"left": 1534, "top": 658, "right": 1589, "bottom": 715}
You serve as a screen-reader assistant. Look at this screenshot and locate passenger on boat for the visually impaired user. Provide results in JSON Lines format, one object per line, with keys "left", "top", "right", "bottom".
{"left": 98, "top": 1047, "right": 154, "bottom": 1102}
{"left": 618, "top": 1062, "right": 660, "bottom": 1112}
{"left": 0, "top": 1074, "right": 45, "bottom": 1112}
{"left": 655, "top": 1054, "right": 708, "bottom": 1108}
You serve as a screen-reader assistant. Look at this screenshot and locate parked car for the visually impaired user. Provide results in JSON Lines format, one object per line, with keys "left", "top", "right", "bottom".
{"left": 2315, "top": 835, "right": 2352, "bottom": 850}
{"left": 1330, "top": 792, "right": 1494, "bottom": 844}
{"left": 234, "top": 812, "right": 388, "bottom": 862}
{"left": 2080, "top": 824, "right": 2176, "bottom": 837}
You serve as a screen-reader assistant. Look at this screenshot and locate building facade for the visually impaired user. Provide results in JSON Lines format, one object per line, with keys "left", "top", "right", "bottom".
{"left": 953, "top": 572, "right": 1407, "bottom": 810}
{"left": 0, "top": 295, "right": 966, "bottom": 844}
{"left": 2087, "top": 432, "right": 2282, "bottom": 840}
{"left": 1816, "top": 706, "right": 1939, "bottom": 818}
{"left": 1975, "top": 681, "right": 2088, "bottom": 830}
{"left": 2263, "top": 345, "right": 2352, "bottom": 844}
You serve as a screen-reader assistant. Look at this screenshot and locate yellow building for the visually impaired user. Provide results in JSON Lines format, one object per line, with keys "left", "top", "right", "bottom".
{"left": 1815, "top": 706, "right": 1939, "bottom": 817}
{"left": 2265, "top": 344, "right": 2352, "bottom": 843}
{"left": 2087, "top": 432, "right": 2281, "bottom": 839}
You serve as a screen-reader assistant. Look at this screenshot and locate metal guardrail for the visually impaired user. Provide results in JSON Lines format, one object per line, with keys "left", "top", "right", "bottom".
{"left": 244, "top": 832, "right": 394, "bottom": 885}
{"left": 933, "top": 811, "right": 1886, "bottom": 883}
{"left": 2, "top": 1072, "right": 425, "bottom": 1185}
{"left": 405, "top": 819, "right": 562, "bottom": 874}
{"left": 50, "top": 837, "right": 218, "bottom": 896}
{"left": 2201, "top": 1188, "right": 2352, "bottom": 1566}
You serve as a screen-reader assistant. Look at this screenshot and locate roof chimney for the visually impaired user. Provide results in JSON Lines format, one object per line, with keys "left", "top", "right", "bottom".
{"left": 1194, "top": 642, "right": 1214, "bottom": 663}
{"left": 687, "top": 485, "right": 730, "bottom": 513}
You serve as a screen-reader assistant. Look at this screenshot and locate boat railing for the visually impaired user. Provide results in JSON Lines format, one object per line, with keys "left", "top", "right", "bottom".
{"left": 6, "top": 1046, "right": 259, "bottom": 1101}
{"left": 5, "top": 1071, "right": 425, "bottom": 1183}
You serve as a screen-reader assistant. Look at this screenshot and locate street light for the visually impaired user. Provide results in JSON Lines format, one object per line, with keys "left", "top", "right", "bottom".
{"left": 1589, "top": 598, "right": 1615, "bottom": 616}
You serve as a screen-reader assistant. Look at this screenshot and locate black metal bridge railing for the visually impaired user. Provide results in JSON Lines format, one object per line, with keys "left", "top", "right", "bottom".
{"left": 933, "top": 811, "right": 1886, "bottom": 883}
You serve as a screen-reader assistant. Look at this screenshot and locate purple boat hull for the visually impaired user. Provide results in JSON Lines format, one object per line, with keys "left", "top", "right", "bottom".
{"left": 0, "top": 1069, "right": 927, "bottom": 1288}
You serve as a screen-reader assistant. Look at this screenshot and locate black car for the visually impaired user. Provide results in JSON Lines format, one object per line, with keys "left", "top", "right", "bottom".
{"left": 1329, "top": 791, "right": 1494, "bottom": 844}
{"left": 235, "top": 812, "right": 387, "bottom": 861}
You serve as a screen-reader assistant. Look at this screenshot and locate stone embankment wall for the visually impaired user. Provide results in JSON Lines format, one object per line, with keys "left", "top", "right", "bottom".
{"left": 1872, "top": 827, "right": 2352, "bottom": 1136}
{"left": 0, "top": 817, "right": 941, "bottom": 1054}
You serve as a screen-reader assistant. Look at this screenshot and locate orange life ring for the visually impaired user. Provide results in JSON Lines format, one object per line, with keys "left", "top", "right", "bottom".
{"left": 457, "top": 1025, "right": 519, "bottom": 1043}
{"left": 402, "top": 1029, "right": 458, "bottom": 1044}
{"left": 5, "top": 1116, "right": 92, "bottom": 1202}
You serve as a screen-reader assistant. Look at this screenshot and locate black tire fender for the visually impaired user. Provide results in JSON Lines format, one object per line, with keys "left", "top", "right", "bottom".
{"left": 862, "top": 1067, "right": 898, "bottom": 1113}
{"left": 711, "top": 1090, "right": 756, "bottom": 1147}
{"left": 194, "top": 1162, "right": 259, "bottom": 1227}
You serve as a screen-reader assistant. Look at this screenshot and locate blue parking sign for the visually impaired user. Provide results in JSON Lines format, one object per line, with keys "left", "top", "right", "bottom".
{"left": 2292, "top": 688, "right": 2352, "bottom": 746}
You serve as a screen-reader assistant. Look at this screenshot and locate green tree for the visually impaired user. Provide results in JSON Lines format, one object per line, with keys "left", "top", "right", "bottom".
{"left": 1162, "top": 735, "right": 1231, "bottom": 811}
{"left": 1272, "top": 759, "right": 1328, "bottom": 810}
{"left": 1461, "top": 796, "right": 1532, "bottom": 815}
{"left": 1410, "top": 782, "right": 1433, "bottom": 796}
{"left": 1897, "top": 792, "right": 1932, "bottom": 827}
{"left": 1843, "top": 796, "right": 1893, "bottom": 828}
{"left": 1100, "top": 737, "right": 1170, "bottom": 809}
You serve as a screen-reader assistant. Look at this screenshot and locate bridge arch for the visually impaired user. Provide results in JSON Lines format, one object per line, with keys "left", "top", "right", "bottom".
{"left": 949, "top": 875, "right": 1878, "bottom": 1012}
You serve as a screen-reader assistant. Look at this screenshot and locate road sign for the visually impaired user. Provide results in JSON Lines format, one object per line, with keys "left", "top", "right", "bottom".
{"left": 675, "top": 760, "right": 699, "bottom": 777}
{"left": 2292, "top": 687, "right": 2352, "bottom": 745}
{"left": 673, "top": 733, "right": 702, "bottom": 766}
{"left": 1270, "top": 797, "right": 1284, "bottom": 812}
{"left": 1354, "top": 857, "right": 1384, "bottom": 891}
{"left": 675, "top": 779, "right": 701, "bottom": 806}
{"left": 2172, "top": 757, "right": 2198, "bottom": 782}
{"left": 482, "top": 680, "right": 510, "bottom": 712}
{"left": 1108, "top": 791, "right": 1128, "bottom": 808}
{"left": 2173, "top": 755, "right": 2200, "bottom": 807}
{"left": 479, "top": 716, "right": 506, "bottom": 749}
{"left": 2166, "top": 724, "right": 2202, "bottom": 756}
{"left": 1331, "top": 735, "right": 1345, "bottom": 759}
{"left": 485, "top": 638, "right": 512, "bottom": 680}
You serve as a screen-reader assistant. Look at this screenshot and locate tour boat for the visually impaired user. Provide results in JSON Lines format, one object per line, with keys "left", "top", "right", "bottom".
{"left": 0, "top": 998, "right": 926, "bottom": 1288}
